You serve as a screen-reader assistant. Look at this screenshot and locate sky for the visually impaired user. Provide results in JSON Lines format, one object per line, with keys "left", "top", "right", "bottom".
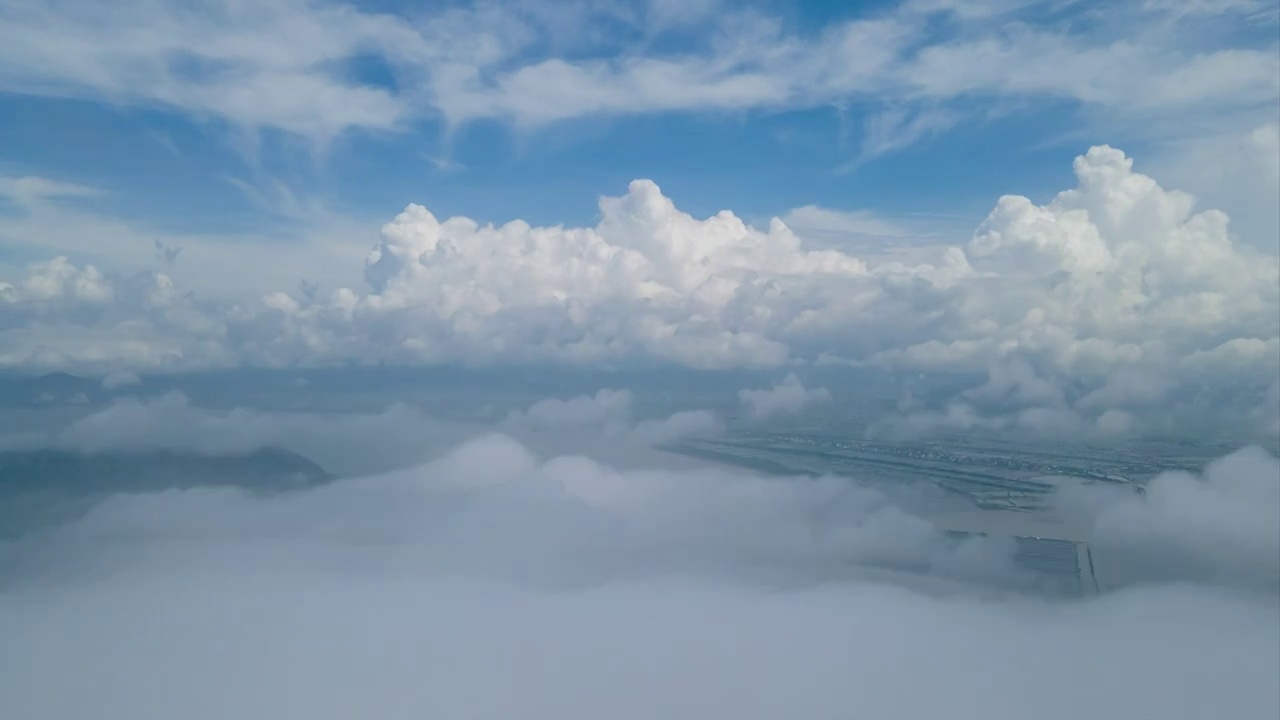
{"left": 0, "top": 0, "right": 1278, "bottom": 439}
{"left": 2, "top": 5, "right": 1278, "bottom": 715}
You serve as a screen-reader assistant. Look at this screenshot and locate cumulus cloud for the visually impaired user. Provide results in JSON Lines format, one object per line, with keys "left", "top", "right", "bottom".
{"left": 0, "top": 146, "right": 1276, "bottom": 437}
{"left": 0, "top": 426, "right": 1277, "bottom": 720}
{"left": 0, "top": 256, "right": 233, "bottom": 372}
{"left": 738, "top": 373, "right": 832, "bottom": 420}
{"left": 1146, "top": 122, "right": 1280, "bottom": 253}
{"left": 0, "top": 172, "right": 374, "bottom": 304}
{"left": 319, "top": 178, "right": 865, "bottom": 369}
{"left": 0, "top": 255, "right": 113, "bottom": 305}
{"left": 300, "top": 145, "right": 1275, "bottom": 427}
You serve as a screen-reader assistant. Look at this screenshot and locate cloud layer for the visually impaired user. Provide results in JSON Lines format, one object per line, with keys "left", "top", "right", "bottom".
{"left": 2, "top": 146, "right": 1278, "bottom": 438}
{"left": 1, "top": 406, "right": 1277, "bottom": 720}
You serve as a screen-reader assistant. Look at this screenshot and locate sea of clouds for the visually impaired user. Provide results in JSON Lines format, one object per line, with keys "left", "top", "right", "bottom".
{"left": 0, "top": 387, "right": 1276, "bottom": 720}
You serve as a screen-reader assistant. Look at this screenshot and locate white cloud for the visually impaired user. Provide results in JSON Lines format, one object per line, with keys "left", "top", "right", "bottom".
{"left": 849, "top": 105, "right": 959, "bottom": 165}
{"left": 21, "top": 391, "right": 468, "bottom": 477}
{"left": 0, "top": 256, "right": 235, "bottom": 372}
{"left": 1141, "top": 0, "right": 1280, "bottom": 23}
{"left": 645, "top": 0, "right": 722, "bottom": 30}
{"left": 0, "top": 172, "right": 374, "bottom": 305}
{"left": 1094, "top": 408, "right": 1136, "bottom": 435}
{"left": 1257, "top": 382, "right": 1280, "bottom": 436}
{"left": 0, "top": 0, "right": 1272, "bottom": 155}
{"left": 1144, "top": 122, "right": 1280, "bottom": 252}
{"left": 0, "top": 256, "right": 113, "bottom": 304}
{"left": 0, "top": 145, "right": 1275, "bottom": 436}
{"left": 738, "top": 373, "right": 832, "bottom": 420}
{"left": 0, "top": 0, "right": 417, "bottom": 143}
{"left": 0, "top": 176, "right": 371, "bottom": 302}
{"left": 426, "top": 4, "right": 1278, "bottom": 134}
{"left": 503, "top": 388, "right": 724, "bottom": 447}
{"left": 777, "top": 204, "right": 958, "bottom": 258}
{"left": 781, "top": 205, "right": 922, "bottom": 241}
{"left": 23, "top": 388, "right": 722, "bottom": 476}
{"left": 247, "top": 178, "right": 863, "bottom": 369}
{"left": 633, "top": 409, "right": 724, "bottom": 445}
{"left": 516, "top": 389, "right": 635, "bottom": 430}
{"left": 0, "top": 426, "right": 1277, "bottom": 720}
{"left": 0, "top": 175, "right": 103, "bottom": 207}
{"left": 9, "top": 420, "right": 1014, "bottom": 587}
{"left": 1060, "top": 446, "right": 1280, "bottom": 592}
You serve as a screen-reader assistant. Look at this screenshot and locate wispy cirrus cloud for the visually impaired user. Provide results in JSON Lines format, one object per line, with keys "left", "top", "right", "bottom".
{"left": 0, "top": 176, "right": 104, "bottom": 207}
{"left": 0, "top": 0, "right": 1272, "bottom": 156}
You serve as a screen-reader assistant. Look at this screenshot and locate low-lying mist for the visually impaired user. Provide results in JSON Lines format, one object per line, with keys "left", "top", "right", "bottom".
{"left": 0, "top": 391, "right": 1276, "bottom": 720}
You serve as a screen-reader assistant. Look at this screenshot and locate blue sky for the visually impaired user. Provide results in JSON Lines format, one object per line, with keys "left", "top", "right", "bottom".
{"left": 2, "top": 0, "right": 1275, "bottom": 254}
{"left": 0, "top": 45, "right": 1082, "bottom": 236}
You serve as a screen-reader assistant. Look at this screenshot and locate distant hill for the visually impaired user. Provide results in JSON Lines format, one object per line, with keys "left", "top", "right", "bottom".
{"left": 0, "top": 371, "right": 97, "bottom": 406}
{"left": 0, "top": 446, "right": 333, "bottom": 538}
